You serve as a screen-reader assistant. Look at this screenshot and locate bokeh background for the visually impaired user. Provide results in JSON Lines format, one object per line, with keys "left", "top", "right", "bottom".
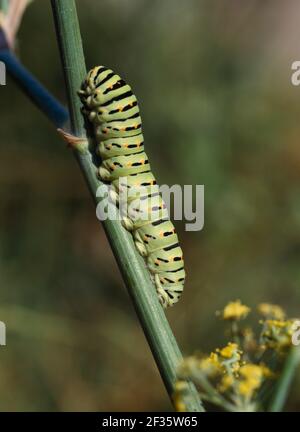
{"left": 0, "top": 0, "right": 300, "bottom": 411}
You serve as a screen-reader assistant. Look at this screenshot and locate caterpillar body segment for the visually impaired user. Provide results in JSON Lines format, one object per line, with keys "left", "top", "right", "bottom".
{"left": 79, "top": 66, "right": 185, "bottom": 307}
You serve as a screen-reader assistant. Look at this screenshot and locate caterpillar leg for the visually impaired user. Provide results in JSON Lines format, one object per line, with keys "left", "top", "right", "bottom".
{"left": 133, "top": 231, "right": 148, "bottom": 257}
{"left": 154, "top": 274, "right": 171, "bottom": 309}
{"left": 121, "top": 215, "right": 134, "bottom": 231}
{"left": 108, "top": 186, "right": 119, "bottom": 205}
{"left": 57, "top": 129, "right": 89, "bottom": 154}
{"left": 98, "top": 165, "right": 111, "bottom": 182}
{"left": 135, "top": 240, "right": 147, "bottom": 257}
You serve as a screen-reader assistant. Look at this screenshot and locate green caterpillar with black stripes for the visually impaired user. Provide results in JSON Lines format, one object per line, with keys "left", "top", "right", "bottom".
{"left": 78, "top": 66, "right": 185, "bottom": 308}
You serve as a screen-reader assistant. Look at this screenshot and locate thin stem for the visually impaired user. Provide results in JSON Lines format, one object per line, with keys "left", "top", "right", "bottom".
{"left": 231, "top": 321, "right": 241, "bottom": 346}
{"left": 268, "top": 347, "right": 300, "bottom": 412}
{"left": 50, "top": 0, "right": 203, "bottom": 412}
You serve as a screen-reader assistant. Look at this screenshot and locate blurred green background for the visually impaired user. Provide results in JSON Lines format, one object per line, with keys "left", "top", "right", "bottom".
{"left": 0, "top": 0, "right": 300, "bottom": 411}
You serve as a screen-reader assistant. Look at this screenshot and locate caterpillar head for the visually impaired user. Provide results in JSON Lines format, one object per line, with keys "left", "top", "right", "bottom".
{"left": 79, "top": 66, "right": 140, "bottom": 128}
{"left": 78, "top": 66, "right": 107, "bottom": 118}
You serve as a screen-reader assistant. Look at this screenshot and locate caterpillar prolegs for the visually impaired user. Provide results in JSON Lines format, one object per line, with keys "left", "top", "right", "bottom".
{"left": 78, "top": 66, "right": 185, "bottom": 308}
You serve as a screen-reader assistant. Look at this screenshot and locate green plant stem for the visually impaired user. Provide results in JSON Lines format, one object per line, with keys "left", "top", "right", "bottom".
{"left": 268, "top": 347, "right": 300, "bottom": 412}
{"left": 51, "top": 0, "right": 203, "bottom": 412}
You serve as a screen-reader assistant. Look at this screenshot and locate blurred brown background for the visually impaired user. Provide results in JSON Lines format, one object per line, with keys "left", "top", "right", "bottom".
{"left": 0, "top": 0, "right": 300, "bottom": 411}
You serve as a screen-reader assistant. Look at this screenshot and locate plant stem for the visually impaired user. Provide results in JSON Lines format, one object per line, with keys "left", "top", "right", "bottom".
{"left": 268, "top": 347, "right": 300, "bottom": 412}
{"left": 51, "top": 0, "right": 203, "bottom": 412}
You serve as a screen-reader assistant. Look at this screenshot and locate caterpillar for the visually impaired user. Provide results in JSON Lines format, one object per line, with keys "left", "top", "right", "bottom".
{"left": 78, "top": 66, "right": 185, "bottom": 308}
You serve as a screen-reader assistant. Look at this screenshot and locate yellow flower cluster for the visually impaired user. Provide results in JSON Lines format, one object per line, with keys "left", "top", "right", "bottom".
{"left": 216, "top": 342, "right": 242, "bottom": 374}
{"left": 258, "top": 303, "right": 285, "bottom": 320}
{"left": 198, "top": 352, "right": 221, "bottom": 376}
{"left": 261, "top": 319, "right": 295, "bottom": 351}
{"left": 175, "top": 301, "right": 295, "bottom": 412}
{"left": 173, "top": 380, "right": 189, "bottom": 412}
{"left": 238, "top": 364, "right": 268, "bottom": 398}
{"left": 218, "top": 363, "right": 271, "bottom": 399}
{"left": 218, "top": 374, "right": 234, "bottom": 393}
{"left": 177, "top": 341, "right": 271, "bottom": 410}
{"left": 186, "top": 343, "right": 243, "bottom": 378}
{"left": 222, "top": 300, "right": 250, "bottom": 321}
